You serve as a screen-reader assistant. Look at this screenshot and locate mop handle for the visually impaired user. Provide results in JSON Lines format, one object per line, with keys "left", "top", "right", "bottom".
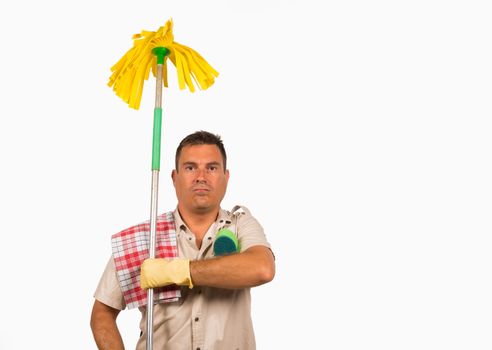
{"left": 146, "top": 47, "right": 170, "bottom": 350}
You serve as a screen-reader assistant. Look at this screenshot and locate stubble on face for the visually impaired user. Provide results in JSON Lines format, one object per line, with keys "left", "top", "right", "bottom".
{"left": 172, "top": 145, "right": 229, "bottom": 216}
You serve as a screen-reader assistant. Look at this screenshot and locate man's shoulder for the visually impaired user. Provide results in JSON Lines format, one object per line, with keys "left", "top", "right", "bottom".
{"left": 111, "top": 211, "right": 175, "bottom": 239}
{"left": 224, "top": 205, "right": 252, "bottom": 217}
{"left": 221, "top": 205, "right": 263, "bottom": 229}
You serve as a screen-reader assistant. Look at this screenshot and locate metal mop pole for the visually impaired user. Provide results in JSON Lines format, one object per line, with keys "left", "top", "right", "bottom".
{"left": 146, "top": 47, "right": 169, "bottom": 350}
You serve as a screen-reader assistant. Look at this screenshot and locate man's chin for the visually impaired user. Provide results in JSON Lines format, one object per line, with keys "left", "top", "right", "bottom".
{"left": 192, "top": 200, "right": 218, "bottom": 213}
{"left": 191, "top": 199, "right": 209, "bottom": 209}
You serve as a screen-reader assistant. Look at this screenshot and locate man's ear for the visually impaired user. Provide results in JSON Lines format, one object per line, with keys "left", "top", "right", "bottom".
{"left": 171, "top": 169, "right": 177, "bottom": 184}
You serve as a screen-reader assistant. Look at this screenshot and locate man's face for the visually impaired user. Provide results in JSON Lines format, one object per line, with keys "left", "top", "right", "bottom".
{"left": 172, "top": 144, "right": 229, "bottom": 214}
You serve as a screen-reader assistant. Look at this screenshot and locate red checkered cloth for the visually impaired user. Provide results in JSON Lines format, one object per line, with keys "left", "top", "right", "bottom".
{"left": 111, "top": 211, "right": 181, "bottom": 309}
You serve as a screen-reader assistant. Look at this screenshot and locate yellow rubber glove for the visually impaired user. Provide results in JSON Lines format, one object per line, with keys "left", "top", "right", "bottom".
{"left": 140, "top": 258, "right": 193, "bottom": 290}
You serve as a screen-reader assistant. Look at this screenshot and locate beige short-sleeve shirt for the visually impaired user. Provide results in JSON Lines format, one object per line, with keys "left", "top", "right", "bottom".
{"left": 94, "top": 206, "right": 271, "bottom": 350}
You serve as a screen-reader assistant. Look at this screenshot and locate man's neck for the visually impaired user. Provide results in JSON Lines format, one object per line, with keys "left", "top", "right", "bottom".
{"left": 178, "top": 206, "right": 220, "bottom": 239}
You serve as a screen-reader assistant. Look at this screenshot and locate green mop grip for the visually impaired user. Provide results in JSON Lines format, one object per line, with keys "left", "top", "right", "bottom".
{"left": 151, "top": 47, "right": 170, "bottom": 171}
{"left": 151, "top": 107, "right": 162, "bottom": 170}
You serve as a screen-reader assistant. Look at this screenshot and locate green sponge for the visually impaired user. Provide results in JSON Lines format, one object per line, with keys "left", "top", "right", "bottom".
{"left": 213, "top": 228, "right": 240, "bottom": 256}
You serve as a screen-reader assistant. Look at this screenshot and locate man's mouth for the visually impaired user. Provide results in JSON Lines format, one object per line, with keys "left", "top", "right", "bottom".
{"left": 192, "top": 187, "right": 210, "bottom": 194}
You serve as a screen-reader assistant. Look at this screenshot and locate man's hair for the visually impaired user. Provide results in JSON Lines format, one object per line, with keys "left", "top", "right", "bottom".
{"left": 175, "top": 131, "right": 227, "bottom": 171}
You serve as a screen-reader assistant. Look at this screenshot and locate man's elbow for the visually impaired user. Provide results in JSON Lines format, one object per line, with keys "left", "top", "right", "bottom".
{"left": 259, "top": 265, "right": 275, "bottom": 284}
{"left": 245, "top": 246, "right": 276, "bottom": 286}
{"left": 257, "top": 257, "right": 275, "bottom": 285}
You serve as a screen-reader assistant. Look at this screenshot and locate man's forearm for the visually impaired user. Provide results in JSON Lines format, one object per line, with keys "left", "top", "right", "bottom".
{"left": 91, "top": 300, "right": 125, "bottom": 350}
{"left": 92, "top": 322, "right": 125, "bottom": 350}
{"left": 190, "top": 245, "right": 275, "bottom": 289}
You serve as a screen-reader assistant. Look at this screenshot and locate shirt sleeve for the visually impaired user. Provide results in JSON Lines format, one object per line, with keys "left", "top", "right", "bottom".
{"left": 235, "top": 207, "right": 271, "bottom": 252}
{"left": 93, "top": 256, "right": 126, "bottom": 310}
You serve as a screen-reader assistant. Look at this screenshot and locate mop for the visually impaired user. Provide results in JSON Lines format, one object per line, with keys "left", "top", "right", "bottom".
{"left": 107, "top": 19, "right": 218, "bottom": 349}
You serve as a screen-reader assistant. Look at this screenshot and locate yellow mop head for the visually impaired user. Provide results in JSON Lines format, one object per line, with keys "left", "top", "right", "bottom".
{"left": 108, "top": 19, "right": 219, "bottom": 109}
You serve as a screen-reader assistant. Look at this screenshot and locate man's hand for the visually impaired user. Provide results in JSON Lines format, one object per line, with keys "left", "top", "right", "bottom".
{"left": 140, "top": 258, "right": 193, "bottom": 289}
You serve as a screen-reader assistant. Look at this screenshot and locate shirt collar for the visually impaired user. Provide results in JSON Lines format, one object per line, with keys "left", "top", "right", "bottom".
{"left": 173, "top": 207, "right": 230, "bottom": 232}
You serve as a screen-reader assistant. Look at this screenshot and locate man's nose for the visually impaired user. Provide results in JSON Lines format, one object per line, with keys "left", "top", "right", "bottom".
{"left": 194, "top": 168, "right": 207, "bottom": 182}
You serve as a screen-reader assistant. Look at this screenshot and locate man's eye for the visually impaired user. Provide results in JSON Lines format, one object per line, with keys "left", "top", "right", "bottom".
{"left": 208, "top": 166, "right": 217, "bottom": 171}
{"left": 185, "top": 166, "right": 195, "bottom": 171}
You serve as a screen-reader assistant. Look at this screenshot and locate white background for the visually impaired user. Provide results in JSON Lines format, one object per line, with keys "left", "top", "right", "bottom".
{"left": 1, "top": 0, "right": 491, "bottom": 349}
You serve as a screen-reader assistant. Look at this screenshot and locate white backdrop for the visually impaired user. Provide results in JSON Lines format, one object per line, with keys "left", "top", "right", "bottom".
{"left": 1, "top": 1, "right": 491, "bottom": 349}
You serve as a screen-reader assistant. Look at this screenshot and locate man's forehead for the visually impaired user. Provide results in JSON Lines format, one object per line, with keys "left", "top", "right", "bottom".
{"left": 179, "top": 145, "right": 223, "bottom": 162}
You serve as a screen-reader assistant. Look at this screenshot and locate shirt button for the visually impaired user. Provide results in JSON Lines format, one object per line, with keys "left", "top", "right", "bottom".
{"left": 195, "top": 317, "right": 199, "bottom": 322}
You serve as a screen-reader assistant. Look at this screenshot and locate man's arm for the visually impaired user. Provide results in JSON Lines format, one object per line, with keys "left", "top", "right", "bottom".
{"left": 190, "top": 245, "right": 275, "bottom": 289}
{"left": 140, "top": 246, "right": 275, "bottom": 290}
{"left": 90, "top": 300, "right": 125, "bottom": 350}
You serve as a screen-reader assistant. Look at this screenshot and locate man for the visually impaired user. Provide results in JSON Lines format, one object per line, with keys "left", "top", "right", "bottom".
{"left": 91, "top": 131, "right": 275, "bottom": 350}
